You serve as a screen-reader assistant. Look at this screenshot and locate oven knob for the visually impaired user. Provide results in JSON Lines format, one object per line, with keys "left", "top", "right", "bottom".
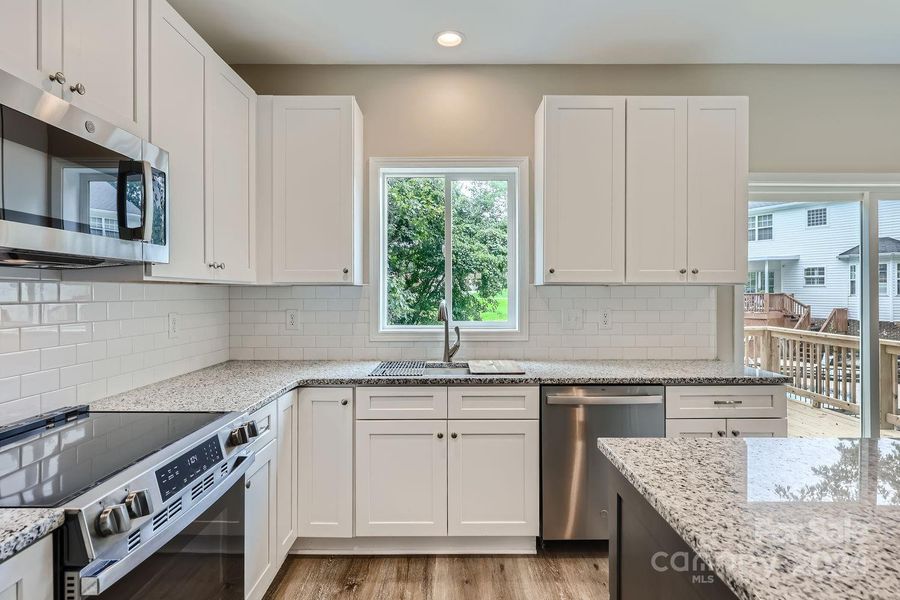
{"left": 228, "top": 425, "right": 251, "bottom": 447}
{"left": 96, "top": 504, "right": 132, "bottom": 537}
{"left": 125, "top": 489, "right": 154, "bottom": 518}
{"left": 246, "top": 420, "right": 259, "bottom": 438}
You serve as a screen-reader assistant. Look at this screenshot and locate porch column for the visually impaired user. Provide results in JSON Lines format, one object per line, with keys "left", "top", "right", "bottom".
{"left": 764, "top": 260, "right": 770, "bottom": 293}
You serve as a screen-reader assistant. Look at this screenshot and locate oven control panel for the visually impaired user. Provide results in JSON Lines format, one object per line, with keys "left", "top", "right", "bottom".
{"left": 155, "top": 436, "right": 224, "bottom": 501}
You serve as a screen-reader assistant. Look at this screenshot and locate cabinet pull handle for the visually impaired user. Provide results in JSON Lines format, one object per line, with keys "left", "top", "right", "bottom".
{"left": 679, "top": 268, "right": 687, "bottom": 274}
{"left": 450, "top": 432, "right": 458, "bottom": 439}
{"left": 343, "top": 267, "right": 349, "bottom": 274}
{"left": 49, "top": 71, "right": 66, "bottom": 84}
{"left": 691, "top": 268, "right": 699, "bottom": 275}
{"left": 731, "top": 430, "right": 740, "bottom": 437}
{"left": 245, "top": 481, "right": 252, "bottom": 489}
{"left": 70, "top": 82, "right": 86, "bottom": 95}
{"left": 716, "top": 430, "right": 726, "bottom": 437}
{"left": 340, "top": 399, "right": 349, "bottom": 406}
{"left": 436, "top": 432, "right": 444, "bottom": 439}
{"left": 713, "top": 400, "right": 743, "bottom": 405}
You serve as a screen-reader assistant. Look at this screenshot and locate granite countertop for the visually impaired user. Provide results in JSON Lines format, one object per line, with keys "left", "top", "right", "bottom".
{"left": 597, "top": 437, "right": 900, "bottom": 600}
{"left": 1, "top": 359, "right": 786, "bottom": 563}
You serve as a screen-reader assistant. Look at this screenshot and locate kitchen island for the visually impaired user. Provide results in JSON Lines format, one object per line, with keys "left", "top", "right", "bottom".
{"left": 598, "top": 437, "right": 900, "bottom": 600}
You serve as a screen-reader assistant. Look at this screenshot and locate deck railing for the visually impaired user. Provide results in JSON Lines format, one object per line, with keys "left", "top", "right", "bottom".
{"left": 745, "top": 326, "right": 900, "bottom": 428}
{"left": 744, "top": 293, "right": 811, "bottom": 329}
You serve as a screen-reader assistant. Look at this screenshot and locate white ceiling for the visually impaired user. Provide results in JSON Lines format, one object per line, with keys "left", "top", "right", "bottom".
{"left": 169, "top": 0, "right": 900, "bottom": 65}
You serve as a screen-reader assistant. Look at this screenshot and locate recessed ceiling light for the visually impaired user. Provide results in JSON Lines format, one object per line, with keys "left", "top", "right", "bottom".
{"left": 435, "top": 31, "right": 464, "bottom": 48}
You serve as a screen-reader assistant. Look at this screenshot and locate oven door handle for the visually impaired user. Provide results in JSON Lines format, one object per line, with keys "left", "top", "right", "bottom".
{"left": 79, "top": 453, "right": 255, "bottom": 597}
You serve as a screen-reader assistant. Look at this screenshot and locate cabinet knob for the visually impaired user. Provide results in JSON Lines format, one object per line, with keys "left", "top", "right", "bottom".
{"left": 340, "top": 399, "right": 349, "bottom": 406}
{"left": 342, "top": 267, "right": 349, "bottom": 274}
{"left": 717, "top": 430, "right": 726, "bottom": 437}
{"left": 691, "top": 268, "right": 699, "bottom": 275}
{"left": 208, "top": 262, "right": 216, "bottom": 269}
{"left": 679, "top": 268, "right": 687, "bottom": 275}
{"left": 450, "top": 432, "right": 458, "bottom": 439}
{"left": 246, "top": 481, "right": 252, "bottom": 489}
{"left": 548, "top": 268, "right": 555, "bottom": 274}
{"left": 731, "top": 430, "right": 740, "bottom": 437}
{"left": 48, "top": 71, "right": 66, "bottom": 84}
{"left": 436, "top": 432, "right": 444, "bottom": 439}
{"left": 70, "top": 82, "right": 86, "bottom": 95}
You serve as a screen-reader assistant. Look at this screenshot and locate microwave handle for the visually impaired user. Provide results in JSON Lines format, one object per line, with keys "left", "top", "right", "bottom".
{"left": 141, "top": 160, "right": 155, "bottom": 243}
{"left": 116, "top": 160, "right": 154, "bottom": 240}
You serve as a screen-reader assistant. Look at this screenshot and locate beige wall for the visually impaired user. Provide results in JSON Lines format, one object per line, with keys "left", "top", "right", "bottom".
{"left": 233, "top": 64, "right": 900, "bottom": 172}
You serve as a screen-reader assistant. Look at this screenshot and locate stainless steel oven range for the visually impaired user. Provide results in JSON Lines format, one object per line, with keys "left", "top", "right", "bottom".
{"left": 0, "top": 67, "right": 169, "bottom": 268}
{"left": 0, "top": 406, "right": 263, "bottom": 599}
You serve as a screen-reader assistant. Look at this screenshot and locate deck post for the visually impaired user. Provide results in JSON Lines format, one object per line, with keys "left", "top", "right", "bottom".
{"left": 878, "top": 345, "right": 894, "bottom": 430}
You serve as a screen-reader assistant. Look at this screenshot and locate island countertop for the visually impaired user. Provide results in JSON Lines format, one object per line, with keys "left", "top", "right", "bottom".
{"left": 597, "top": 437, "right": 900, "bottom": 600}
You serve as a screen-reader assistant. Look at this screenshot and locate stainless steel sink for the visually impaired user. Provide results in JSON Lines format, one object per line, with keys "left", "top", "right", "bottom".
{"left": 423, "top": 362, "right": 470, "bottom": 376}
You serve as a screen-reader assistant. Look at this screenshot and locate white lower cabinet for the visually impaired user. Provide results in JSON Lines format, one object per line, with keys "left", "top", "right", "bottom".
{"left": 666, "top": 418, "right": 728, "bottom": 438}
{"left": 726, "top": 418, "right": 788, "bottom": 438}
{"left": 298, "top": 388, "right": 354, "bottom": 537}
{"left": 0, "top": 536, "right": 53, "bottom": 600}
{"left": 275, "top": 390, "right": 298, "bottom": 564}
{"left": 666, "top": 385, "right": 788, "bottom": 439}
{"left": 245, "top": 438, "right": 277, "bottom": 600}
{"left": 447, "top": 420, "right": 539, "bottom": 536}
{"left": 667, "top": 417, "right": 787, "bottom": 438}
{"left": 355, "top": 420, "right": 448, "bottom": 537}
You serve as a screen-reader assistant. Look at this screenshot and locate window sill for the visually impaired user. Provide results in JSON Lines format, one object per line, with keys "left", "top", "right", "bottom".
{"left": 369, "top": 326, "right": 529, "bottom": 343}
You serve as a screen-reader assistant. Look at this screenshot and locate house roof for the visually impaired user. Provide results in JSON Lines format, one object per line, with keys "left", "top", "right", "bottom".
{"left": 838, "top": 237, "right": 900, "bottom": 257}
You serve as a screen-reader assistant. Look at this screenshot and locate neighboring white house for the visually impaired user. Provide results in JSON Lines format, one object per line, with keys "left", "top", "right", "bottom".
{"left": 748, "top": 201, "right": 900, "bottom": 321}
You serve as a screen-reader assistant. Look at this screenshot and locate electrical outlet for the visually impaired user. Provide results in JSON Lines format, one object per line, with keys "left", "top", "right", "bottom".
{"left": 599, "top": 309, "right": 612, "bottom": 330}
{"left": 563, "top": 308, "right": 583, "bottom": 330}
{"left": 167, "top": 313, "right": 179, "bottom": 339}
{"left": 285, "top": 309, "right": 299, "bottom": 331}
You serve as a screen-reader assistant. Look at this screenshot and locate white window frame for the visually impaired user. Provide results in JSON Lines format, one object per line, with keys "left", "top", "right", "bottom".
{"left": 803, "top": 266, "right": 826, "bottom": 287}
{"left": 879, "top": 262, "right": 889, "bottom": 296}
{"left": 368, "top": 157, "right": 529, "bottom": 342}
{"left": 850, "top": 263, "right": 857, "bottom": 296}
{"left": 748, "top": 213, "right": 773, "bottom": 242}
{"left": 806, "top": 206, "right": 828, "bottom": 227}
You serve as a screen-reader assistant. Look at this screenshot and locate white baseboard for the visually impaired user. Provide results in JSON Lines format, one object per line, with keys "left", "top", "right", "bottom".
{"left": 289, "top": 536, "right": 537, "bottom": 555}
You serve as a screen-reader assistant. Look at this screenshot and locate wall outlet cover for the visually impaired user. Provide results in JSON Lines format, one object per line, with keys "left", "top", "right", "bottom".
{"left": 599, "top": 309, "right": 612, "bottom": 330}
{"left": 286, "top": 309, "right": 299, "bottom": 330}
{"left": 167, "top": 313, "right": 179, "bottom": 339}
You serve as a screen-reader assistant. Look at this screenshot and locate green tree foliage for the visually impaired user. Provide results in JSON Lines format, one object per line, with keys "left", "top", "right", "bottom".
{"left": 386, "top": 177, "right": 508, "bottom": 325}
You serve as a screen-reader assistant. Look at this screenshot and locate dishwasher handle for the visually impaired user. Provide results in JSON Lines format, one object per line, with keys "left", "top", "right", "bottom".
{"left": 546, "top": 394, "right": 664, "bottom": 406}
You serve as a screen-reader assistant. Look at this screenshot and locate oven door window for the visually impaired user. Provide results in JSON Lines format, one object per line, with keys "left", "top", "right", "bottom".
{"left": 100, "top": 476, "right": 245, "bottom": 599}
{"left": 0, "top": 105, "right": 146, "bottom": 241}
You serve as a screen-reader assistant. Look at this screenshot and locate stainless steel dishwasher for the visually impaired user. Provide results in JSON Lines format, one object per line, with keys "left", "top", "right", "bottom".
{"left": 541, "top": 385, "right": 665, "bottom": 540}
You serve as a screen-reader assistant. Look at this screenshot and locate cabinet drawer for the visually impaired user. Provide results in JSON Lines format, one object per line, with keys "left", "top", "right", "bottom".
{"left": 665, "top": 385, "right": 786, "bottom": 419}
{"left": 448, "top": 386, "right": 539, "bottom": 419}
{"left": 249, "top": 399, "right": 278, "bottom": 448}
{"left": 356, "top": 387, "right": 448, "bottom": 419}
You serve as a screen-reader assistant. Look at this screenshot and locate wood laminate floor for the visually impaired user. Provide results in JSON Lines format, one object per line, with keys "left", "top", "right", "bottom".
{"left": 263, "top": 543, "right": 609, "bottom": 600}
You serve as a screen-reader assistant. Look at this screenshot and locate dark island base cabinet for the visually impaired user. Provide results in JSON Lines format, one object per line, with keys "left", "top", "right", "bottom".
{"left": 605, "top": 456, "right": 739, "bottom": 600}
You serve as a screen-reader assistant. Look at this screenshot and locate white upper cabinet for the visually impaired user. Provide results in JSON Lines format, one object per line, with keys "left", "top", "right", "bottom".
{"left": 266, "top": 96, "right": 363, "bottom": 284}
{"left": 536, "top": 95, "right": 748, "bottom": 285}
{"left": 60, "top": 0, "right": 149, "bottom": 137}
{"left": 686, "top": 96, "right": 749, "bottom": 284}
{"left": 625, "top": 96, "right": 689, "bottom": 283}
{"left": 146, "top": 0, "right": 210, "bottom": 280}
{"left": 535, "top": 96, "right": 626, "bottom": 284}
{"left": 207, "top": 58, "right": 257, "bottom": 283}
{"left": 0, "top": 0, "right": 62, "bottom": 93}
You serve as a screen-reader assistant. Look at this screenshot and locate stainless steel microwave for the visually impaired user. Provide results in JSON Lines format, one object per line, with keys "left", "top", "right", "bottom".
{"left": 0, "top": 68, "right": 169, "bottom": 268}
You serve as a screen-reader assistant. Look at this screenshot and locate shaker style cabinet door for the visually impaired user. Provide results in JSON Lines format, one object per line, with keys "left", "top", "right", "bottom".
{"left": 0, "top": 536, "right": 53, "bottom": 600}
{"left": 686, "top": 96, "right": 749, "bottom": 284}
{"left": 59, "top": 0, "right": 149, "bottom": 137}
{"left": 665, "top": 418, "right": 728, "bottom": 439}
{"left": 297, "top": 388, "right": 354, "bottom": 538}
{"left": 625, "top": 96, "right": 689, "bottom": 283}
{"left": 245, "top": 439, "right": 277, "bottom": 600}
{"left": 0, "top": 0, "right": 62, "bottom": 93}
{"left": 355, "top": 419, "right": 448, "bottom": 537}
{"left": 270, "top": 96, "right": 363, "bottom": 284}
{"left": 207, "top": 57, "right": 257, "bottom": 283}
{"left": 535, "top": 96, "right": 625, "bottom": 284}
{"left": 447, "top": 420, "right": 539, "bottom": 536}
{"left": 147, "top": 0, "right": 214, "bottom": 280}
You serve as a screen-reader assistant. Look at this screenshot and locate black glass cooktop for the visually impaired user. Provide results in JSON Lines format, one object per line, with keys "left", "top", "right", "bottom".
{"left": 0, "top": 407, "right": 226, "bottom": 508}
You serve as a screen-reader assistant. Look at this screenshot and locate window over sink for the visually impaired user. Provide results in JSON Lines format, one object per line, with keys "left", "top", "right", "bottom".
{"left": 369, "top": 158, "right": 528, "bottom": 340}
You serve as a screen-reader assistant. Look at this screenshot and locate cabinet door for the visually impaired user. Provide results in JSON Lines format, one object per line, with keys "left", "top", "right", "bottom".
{"left": 447, "top": 420, "right": 539, "bottom": 536}
{"left": 275, "top": 390, "right": 298, "bottom": 564}
{"left": 665, "top": 418, "right": 727, "bottom": 438}
{"left": 355, "top": 420, "right": 448, "bottom": 537}
{"left": 146, "top": 0, "right": 213, "bottom": 280}
{"left": 245, "top": 439, "right": 277, "bottom": 600}
{"left": 60, "top": 0, "right": 149, "bottom": 136}
{"left": 207, "top": 59, "right": 256, "bottom": 283}
{"left": 727, "top": 418, "right": 787, "bottom": 438}
{"left": 271, "top": 96, "right": 361, "bottom": 284}
{"left": 0, "top": 0, "right": 62, "bottom": 93}
{"left": 0, "top": 537, "right": 53, "bottom": 600}
{"left": 537, "top": 96, "right": 625, "bottom": 283}
{"left": 686, "top": 97, "right": 749, "bottom": 284}
{"left": 625, "top": 96, "right": 688, "bottom": 283}
{"left": 298, "top": 388, "right": 353, "bottom": 538}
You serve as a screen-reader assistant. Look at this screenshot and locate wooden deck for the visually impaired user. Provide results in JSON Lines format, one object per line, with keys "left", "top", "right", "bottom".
{"left": 787, "top": 399, "right": 900, "bottom": 438}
